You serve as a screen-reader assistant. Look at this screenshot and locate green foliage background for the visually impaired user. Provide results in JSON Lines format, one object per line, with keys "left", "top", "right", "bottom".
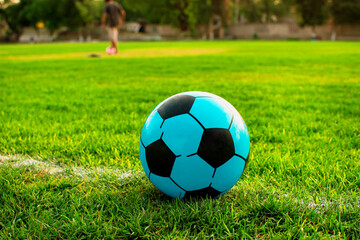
{"left": 2, "top": 0, "right": 360, "bottom": 40}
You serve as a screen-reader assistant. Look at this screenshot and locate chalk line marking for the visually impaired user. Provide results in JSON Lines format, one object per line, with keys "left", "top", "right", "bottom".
{"left": 0, "top": 154, "right": 141, "bottom": 183}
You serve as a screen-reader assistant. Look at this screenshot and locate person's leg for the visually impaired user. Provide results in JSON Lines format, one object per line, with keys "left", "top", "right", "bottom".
{"left": 107, "top": 27, "right": 118, "bottom": 54}
{"left": 108, "top": 28, "right": 115, "bottom": 48}
{"left": 111, "top": 27, "right": 118, "bottom": 52}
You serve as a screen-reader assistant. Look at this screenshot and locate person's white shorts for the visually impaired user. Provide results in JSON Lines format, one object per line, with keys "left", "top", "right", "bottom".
{"left": 107, "top": 27, "right": 118, "bottom": 42}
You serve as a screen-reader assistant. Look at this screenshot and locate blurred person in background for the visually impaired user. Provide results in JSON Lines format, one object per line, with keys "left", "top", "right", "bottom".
{"left": 101, "top": 0, "right": 126, "bottom": 54}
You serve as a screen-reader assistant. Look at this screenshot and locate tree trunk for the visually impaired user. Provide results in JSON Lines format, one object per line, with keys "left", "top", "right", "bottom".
{"left": 208, "top": 17, "right": 214, "bottom": 40}
{"left": 311, "top": 25, "right": 317, "bottom": 41}
{"left": 331, "top": 24, "right": 337, "bottom": 41}
{"left": 175, "top": 1, "right": 188, "bottom": 31}
{"left": 234, "top": 0, "right": 239, "bottom": 24}
{"left": 219, "top": 26, "right": 224, "bottom": 39}
{"left": 78, "top": 27, "right": 84, "bottom": 42}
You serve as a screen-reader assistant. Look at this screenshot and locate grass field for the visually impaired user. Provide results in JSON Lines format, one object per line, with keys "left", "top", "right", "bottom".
{"left": 0, "top": 41, "right": 359, "bottom": 239}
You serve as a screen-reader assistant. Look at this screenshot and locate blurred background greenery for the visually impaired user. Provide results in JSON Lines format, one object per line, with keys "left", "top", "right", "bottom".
{"left": 0, "top": 0, "right": 359, "bottom": 42}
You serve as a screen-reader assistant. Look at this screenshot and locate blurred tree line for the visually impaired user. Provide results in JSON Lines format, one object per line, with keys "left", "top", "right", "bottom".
{"left": 0, "top": 0, "right": 103, "bottom": 41}
{"left": 1, "top": 0, "right": 360, "bottom": 41}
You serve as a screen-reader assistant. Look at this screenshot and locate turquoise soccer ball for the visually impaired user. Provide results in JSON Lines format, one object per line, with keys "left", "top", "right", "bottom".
{"left": 139, "top": 91, "right": 250, "bottom": 198}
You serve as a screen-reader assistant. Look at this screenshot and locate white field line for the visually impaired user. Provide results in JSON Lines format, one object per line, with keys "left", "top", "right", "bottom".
{"left": 291, "top": 195, "right": 360, "bottom": 213}
{"left": 232, "top": 183, "right": 360, "bottom": 213}
{"left": 1, "top": 155, "right": 359, "bottom": 211}
{"left": 0, "top": 154, "right": 141, "bottom": 182}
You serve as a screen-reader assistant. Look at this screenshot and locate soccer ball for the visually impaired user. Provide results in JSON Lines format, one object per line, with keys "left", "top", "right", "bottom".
{"left": 139, "top": 91, "right": 250, "bottom": 199}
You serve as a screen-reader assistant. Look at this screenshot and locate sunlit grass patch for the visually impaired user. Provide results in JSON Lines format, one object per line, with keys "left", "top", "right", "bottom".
{"left": 0, "top": 41, "right": 359, "bottom": 238}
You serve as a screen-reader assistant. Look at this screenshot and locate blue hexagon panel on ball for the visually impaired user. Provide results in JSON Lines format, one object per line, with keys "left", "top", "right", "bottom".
{"left": 139, "top": 91, "right": 250, "bottom": 199}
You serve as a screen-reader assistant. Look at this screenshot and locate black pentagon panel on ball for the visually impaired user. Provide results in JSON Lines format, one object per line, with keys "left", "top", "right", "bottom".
{"left": 145, "top": 139, "right": 176, "bottom": 177}
{"left": 184, "top": 186, "right": 222, "bottom": 199}
{"left": 157, "top": 94, "right": 196, "bottom": 120}
{"left": 198, "top": 128, "right": 235, "bottom": 168}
